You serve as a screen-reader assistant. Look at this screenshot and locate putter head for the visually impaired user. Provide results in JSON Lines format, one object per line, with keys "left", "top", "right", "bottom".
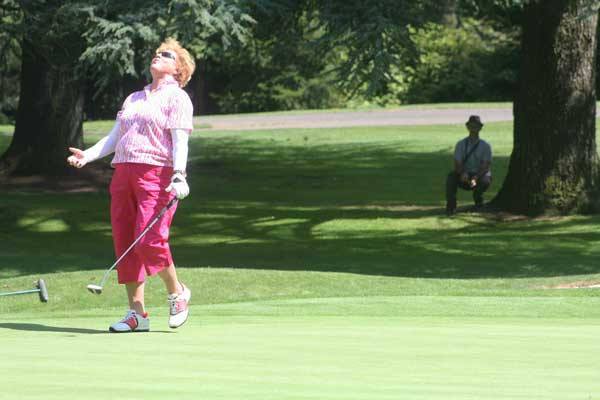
{"left": 36, "top": 279, "right": 49, "bottom": 303}
{"left": 87, "top": 284, "right": 103, "bottom": 295}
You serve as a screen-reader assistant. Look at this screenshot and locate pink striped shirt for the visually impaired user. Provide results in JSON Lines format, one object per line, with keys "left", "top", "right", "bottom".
{"left": 112, "top": 76, "right": 193, "bottom": 167}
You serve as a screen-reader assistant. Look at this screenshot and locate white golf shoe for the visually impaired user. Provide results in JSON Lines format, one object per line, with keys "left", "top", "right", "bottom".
{"left": 109, "top": 310, "right": 150, "bottom": 333}
{"left": 168, "top": 283, "right": 191, "bottom": 329}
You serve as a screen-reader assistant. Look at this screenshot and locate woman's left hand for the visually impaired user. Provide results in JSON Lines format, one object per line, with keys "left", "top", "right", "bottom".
{"left": 165, "top": 171, "right": 190, "bottom": 199}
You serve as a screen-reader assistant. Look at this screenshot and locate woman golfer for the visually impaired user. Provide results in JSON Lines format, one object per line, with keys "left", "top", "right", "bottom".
{"left": 67, "top": 38, "right": 194, "bottom": 332}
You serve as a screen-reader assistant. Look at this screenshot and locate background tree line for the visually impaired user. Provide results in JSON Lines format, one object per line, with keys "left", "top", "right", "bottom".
{"left": 0, "top": 0, "right": 522, "bottom": 123}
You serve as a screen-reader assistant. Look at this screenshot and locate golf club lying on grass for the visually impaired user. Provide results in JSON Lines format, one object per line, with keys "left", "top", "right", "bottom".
{"left": 87, "top": 198, "right": 178, "bottom": 295}
{"left": 0, "top": 279, "right": 49, "bottom": 303}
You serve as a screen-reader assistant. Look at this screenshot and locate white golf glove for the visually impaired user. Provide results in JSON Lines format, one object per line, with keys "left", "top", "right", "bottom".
{"left": 165, "top": 171, "right": 189, "bottom": 200}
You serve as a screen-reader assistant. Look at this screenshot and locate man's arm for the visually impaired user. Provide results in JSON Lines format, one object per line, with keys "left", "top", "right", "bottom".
{"left": 475, "top": 160, "right": 491, "bottom": 180}
{"left": 454, "top": 159, "right": 463, "bottom": 175}
{"left": 454, "top": 159, "right": 470, "bottom": 183}
{"left": 474, "top": 143, "right": 492, "bottom": 181}
{"left": 453, "top": 141, "right": 469, "bottom": 183}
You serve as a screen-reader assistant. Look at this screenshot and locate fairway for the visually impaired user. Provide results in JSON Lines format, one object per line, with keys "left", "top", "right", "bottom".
{"left": 2, "top": 116, "right": 600, "bottom": 399}
{"left": 2, "top": 297, "right": 600, "bottom": 400}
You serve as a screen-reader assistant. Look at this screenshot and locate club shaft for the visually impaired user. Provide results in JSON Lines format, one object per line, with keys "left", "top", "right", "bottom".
{"left": 0, "top": 289, "right": 39, "bottom": 297}
{"left": 98, "top": 198, "right": 177, "bottom": 287}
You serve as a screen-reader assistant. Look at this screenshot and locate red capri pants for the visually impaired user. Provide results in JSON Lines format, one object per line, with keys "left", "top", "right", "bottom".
{"left": 109, "top": 163, "right": 178, "bottom": 283}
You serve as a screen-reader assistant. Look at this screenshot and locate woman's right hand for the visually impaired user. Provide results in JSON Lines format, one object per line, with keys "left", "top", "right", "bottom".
{"left": 67, "top": 147, "right": 88, "bottom": 168}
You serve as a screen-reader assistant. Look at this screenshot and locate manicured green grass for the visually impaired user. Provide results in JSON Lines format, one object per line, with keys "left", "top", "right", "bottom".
{"left": 1, "top": 116, "right": 600, "bottom": 399}
{"left": 1, "top": 302, "right": 600, "bottom": 400}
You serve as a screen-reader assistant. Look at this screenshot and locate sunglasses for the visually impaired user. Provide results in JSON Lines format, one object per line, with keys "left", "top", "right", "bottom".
{"left": 155, "top": 51, "right": 176, "bottom": 61}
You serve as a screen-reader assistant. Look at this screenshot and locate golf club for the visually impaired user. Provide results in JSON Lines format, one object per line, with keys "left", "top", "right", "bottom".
{"left": 87, "top": 198, "right": 178, "bottom": 295}
{"left": 0, "top": 279, "right": 49, "bottom": 302}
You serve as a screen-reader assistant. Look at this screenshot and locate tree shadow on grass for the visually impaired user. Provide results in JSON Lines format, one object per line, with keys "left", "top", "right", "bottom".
{"left": 2, "top": 134, "right": 600, "bottom": 280}
{"left": 170, "top": 202, "right": 600, "bottom": 279}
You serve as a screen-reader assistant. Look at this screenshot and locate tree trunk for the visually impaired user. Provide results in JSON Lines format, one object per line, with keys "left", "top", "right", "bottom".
{"left": 0, "top": 39, "right": 84, "bottom": 176}
{"left": 491, "top": 0, "right": 598, "bottom": 215}
{"left": 439, "top": 0, "right": 458, "bottom": 27}
{"left": 191, "top": 59, "right": 210, "bottom": 115}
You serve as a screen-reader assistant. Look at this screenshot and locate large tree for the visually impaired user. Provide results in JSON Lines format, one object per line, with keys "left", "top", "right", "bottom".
{"left": 0, "top": 1, "right": 88, "bottom": 176}
{"left": 0, "top": 0, "right": 253, "bottom": 177}
{"left": 491, "top": 0, "right": 598, "bottom": 215}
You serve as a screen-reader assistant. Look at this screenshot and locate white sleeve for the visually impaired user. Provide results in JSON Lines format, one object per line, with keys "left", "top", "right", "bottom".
{"left": 83, "top": 121, "right": 119, "bottom": 162}
{"left": 171, "top": 128, "right": 189, "bottom": 172}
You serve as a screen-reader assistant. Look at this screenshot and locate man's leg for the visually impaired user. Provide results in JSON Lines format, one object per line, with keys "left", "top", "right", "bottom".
{"left": 445, "top": 172, "right": 459, "bottom": 215}
{"left": 473, "top": 176, "right": 491, "bottom": 207}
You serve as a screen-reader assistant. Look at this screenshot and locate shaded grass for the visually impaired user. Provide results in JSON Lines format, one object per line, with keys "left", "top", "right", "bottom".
{"left": 1, "top": 120, "right": 600, "bottom": 296}
{"left": 2, "top": 121, "right": 600, "bottom": 284}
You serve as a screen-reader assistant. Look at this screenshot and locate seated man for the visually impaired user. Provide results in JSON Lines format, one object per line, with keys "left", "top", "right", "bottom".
{"left": 445, "top": 115, "right": 492, "bottom": 216}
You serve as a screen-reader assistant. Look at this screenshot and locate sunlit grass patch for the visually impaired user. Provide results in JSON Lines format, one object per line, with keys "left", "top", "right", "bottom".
{"left": 16, "top": 217, "right": 70, "bottom": 233}
{"left": 312, "top": 216, "right": 472, "bottom": 239}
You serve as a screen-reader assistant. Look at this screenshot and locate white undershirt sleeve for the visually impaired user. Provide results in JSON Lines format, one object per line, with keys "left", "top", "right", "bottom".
{"left": 171, "top": 128, "right": 189, "bottom": 172}
{"left": 83, "top": 121, "right": 119, "bottom": 162}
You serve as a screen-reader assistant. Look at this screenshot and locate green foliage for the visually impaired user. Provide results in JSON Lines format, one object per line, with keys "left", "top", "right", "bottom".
{"left": 17, "top": 1, "right": 93, "bottom": 61}
{"left": 312, "top": 0, "right": 443, "bottom": 99}
{"left": 5, "top": 1, "right": 528, "bottom": 118}
{"left": 0, "top": 0, "right": 21, "bottom": 123}
{"left": 304, "top": 1, "right": 525, "bottom": 105}
{"left": 79, "top": 18, "right": 141, "bottom": 96}
{"left": 457, "top": 0, "right": 525, "bottom": 28}
{"left": 212, "top": 5, "right": 346, "bottom": 113}
{"left": 77, "top": 0, "right": 255, "bottom": 98}
{"left": 216, "top": 73, "right": 345, "bottom": 113}
{"left": 402, "top": 19, "right": 519, "bottom": 103}
{"left": 162, "top": 0, "right": 255, "bottom": 55}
